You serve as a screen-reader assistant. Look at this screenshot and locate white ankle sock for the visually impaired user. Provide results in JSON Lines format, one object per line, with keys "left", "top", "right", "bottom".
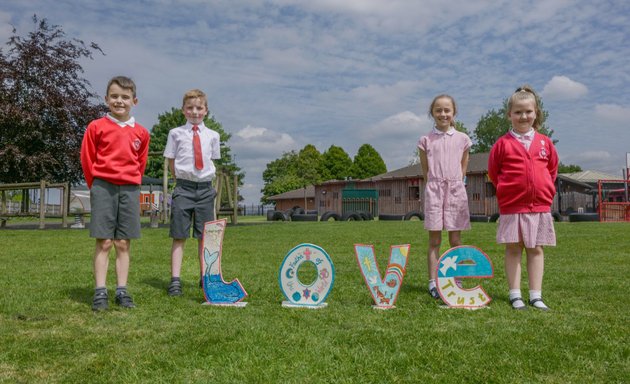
{"left": 428, "top": 280, "right": 436, "bottom": 291}
{"left": 509, "top": 289, "right": 525, "bottom": 308}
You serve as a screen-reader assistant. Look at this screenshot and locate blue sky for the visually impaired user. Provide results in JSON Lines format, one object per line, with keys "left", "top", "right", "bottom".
{"left": 2, "top": 1, "right": 629, "bottom": 204}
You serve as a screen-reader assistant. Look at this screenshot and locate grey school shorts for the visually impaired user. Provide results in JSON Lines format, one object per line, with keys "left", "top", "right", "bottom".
{"left": 169, "top": 179, "right": 217, "bottom": 239}
{"left": 89, "top": 178, "right": 141, "bottom": 239}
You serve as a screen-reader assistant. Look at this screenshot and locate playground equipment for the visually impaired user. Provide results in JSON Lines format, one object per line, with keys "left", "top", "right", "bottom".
{"left": 214, "top": 171, "right": 239, "bottom": 224}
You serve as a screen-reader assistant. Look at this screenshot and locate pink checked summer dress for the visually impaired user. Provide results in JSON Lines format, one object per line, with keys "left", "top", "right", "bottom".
{"left": 418, "top": 128, "right": 472, "bottom": 231}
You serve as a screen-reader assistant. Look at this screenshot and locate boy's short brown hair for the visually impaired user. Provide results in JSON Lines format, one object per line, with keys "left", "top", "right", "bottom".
{"left": 182, "top": 89, "right": 208, "bottom": 109}
{"left": 106, "top": 76, "right": 137, "bottom": 97}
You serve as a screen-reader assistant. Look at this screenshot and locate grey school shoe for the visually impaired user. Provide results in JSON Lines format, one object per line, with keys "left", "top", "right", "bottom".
{"left": 167, "top": 280, "right": 183, "bottom": 296}
{"left": 115, "top": 291, "right": 136, "bottom": 308}
{"left": 92, "top": 291, "right": 109, "bottom": 312}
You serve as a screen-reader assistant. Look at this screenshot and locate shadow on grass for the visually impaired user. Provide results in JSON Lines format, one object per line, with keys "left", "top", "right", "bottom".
{"left": 142, "top": 277, "right": 168, "bottom": 291}
{"left": 141, "top": 277, "right": 208, "bottom": 305}
{"left": 68, "top": 286, "right": 93, "bottom": 306}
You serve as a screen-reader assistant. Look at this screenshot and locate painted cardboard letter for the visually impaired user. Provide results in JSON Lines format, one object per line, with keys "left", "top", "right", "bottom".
{"left": 436, "top": 246, "right": 493, "bottom": 309}
{"left": 354, "top": 244, "right": 409, "bottom": 309}
{"left": 279, "top": 243, "right": 334, "bottom": 308}
{"left": 201, "top": 219, "right": 248, "bottom": 306}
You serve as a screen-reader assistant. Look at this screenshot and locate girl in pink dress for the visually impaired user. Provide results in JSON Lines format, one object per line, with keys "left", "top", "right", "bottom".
{"left": 488, "top": 85, "right": 558, "bottom": 311}
{"left": 418, "top": 95, "right": 472, "bottom": 300}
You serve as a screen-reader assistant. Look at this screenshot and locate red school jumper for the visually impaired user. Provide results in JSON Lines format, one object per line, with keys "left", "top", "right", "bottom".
{"left": 488, "top": 132, "right": 558, "bottom": 214}
{"left": 80, "top": 117, "right": 150, "bottom": 188}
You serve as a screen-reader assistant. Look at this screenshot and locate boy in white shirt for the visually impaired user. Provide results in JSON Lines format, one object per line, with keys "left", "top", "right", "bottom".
{"left": 163, "top": 89, "right": 221, "bottom": 296}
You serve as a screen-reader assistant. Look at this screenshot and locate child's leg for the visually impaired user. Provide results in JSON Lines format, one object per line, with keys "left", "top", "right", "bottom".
{"left": 427, "top": 231, "right": 442, "bottom": 298}
{"left": 170, "top": 239, "right": 187, "bottom": 278}
{"left": 525, "top": 245, "right": 549, "bottom": 310}
{"left": 167, "top": 239, "right": 186, "bottom": 296}
{"left": 112, "top": 239, "right": 135, "bottom": 308}
{"left": 113, "top": 239, "right": 131, "bottom": 288}
{"left": 427, "top": 231, "right": 442, "bottom": 281}
{"left": 505, "top": 242, "right": 526, "bottom": 309}
{"left": 525, "top": 246, "right": 544, "bottom": 290}
{"left": 447, "top": 231, "right": 462, "bottom": 247}
{"left": 197, "top": 238, "right": 204, "bottom": 277}
{"left": 94, "top": 239, "right": 114, "bottom": 287}
{"left": 504, "top": 243, "right": 523, "bottom": 290}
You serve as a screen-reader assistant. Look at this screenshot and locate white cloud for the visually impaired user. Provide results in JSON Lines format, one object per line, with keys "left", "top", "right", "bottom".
{"left": 541, "top": 76, "right": 588, "bottom": 100}
{"left": 3, "top": 0, "right": 630, "bottom": 203}
{"left": 232, "top": 125, "right": 297, "bottom": 159}
{"left": 594, "top": 104, "right": 630, "bottom": 123}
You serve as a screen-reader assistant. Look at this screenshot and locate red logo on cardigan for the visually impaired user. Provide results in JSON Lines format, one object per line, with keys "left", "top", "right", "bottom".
{"left": 133, "top": 139, "right": 141, "bottom": 151}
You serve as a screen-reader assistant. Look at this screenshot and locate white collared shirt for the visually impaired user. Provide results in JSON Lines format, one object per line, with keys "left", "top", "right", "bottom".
{"left": 105, "top": 113, "right": 136, "bottom": 127}
{"left": 510, "top": 128, "right": 534, "bottom": 150}
{"left": 432, "top": 126, "right": 455, "bottom": 136}
{"left": 163, "top": 121, "right": 221, "bottom": 182}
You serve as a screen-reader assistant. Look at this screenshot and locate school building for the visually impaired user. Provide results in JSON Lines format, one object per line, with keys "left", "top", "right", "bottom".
{"left": 268, "top": 153, "right": 601, "bottom": 219}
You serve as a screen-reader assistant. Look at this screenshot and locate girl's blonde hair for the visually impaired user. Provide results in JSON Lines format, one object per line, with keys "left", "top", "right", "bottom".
{"left": 428, "top": 94, "right": 457, "bottom": 127}
{"left": 507, "top": 85, "right": 544, "bottom": 130}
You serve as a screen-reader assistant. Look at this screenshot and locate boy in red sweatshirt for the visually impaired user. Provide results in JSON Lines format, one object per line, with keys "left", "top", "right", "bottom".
{"left": 81, "top": 76, "right": 150, "bottom": 311}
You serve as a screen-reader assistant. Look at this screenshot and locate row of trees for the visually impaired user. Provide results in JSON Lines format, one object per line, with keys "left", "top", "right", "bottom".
{"left": 261, "top": 144, "right": 386, "bottom": 203}
{"left": 0, "top": 16, "right": 581, "bottom": 205}
{"left": 0, "top": 17, "right": 243, "bottom": 192}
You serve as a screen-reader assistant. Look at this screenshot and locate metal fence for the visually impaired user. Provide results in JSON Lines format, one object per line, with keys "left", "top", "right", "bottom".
{"left": 239, "top": 204, "right": 275, "bottom": 216}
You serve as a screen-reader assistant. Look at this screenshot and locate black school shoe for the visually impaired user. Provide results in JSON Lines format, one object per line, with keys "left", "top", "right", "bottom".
{"left": 115, "top": 291, "right": 136, "bottom": 308}
{"left": 529, "top": 298, "right": 550, "bottom": 311}
{"left": 510, "top": 297, "right": 528, "bottom": 310}
{"left": 92, "top": 291, "right": 109, "bottom": 312}
{"left": 429, "top": 287, "right": 440, "bottom": 300}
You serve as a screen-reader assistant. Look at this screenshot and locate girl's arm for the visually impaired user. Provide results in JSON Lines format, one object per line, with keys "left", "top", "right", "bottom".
{"left": 461, "top": 149, "right": 470, "bottom": 179}
{"left": 419, "top": 149, "right": 429, "bottom": 182}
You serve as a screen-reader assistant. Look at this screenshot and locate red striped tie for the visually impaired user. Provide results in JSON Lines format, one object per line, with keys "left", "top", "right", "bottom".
{"left": 192, "top": 125, "right": 203, "bottom": 170}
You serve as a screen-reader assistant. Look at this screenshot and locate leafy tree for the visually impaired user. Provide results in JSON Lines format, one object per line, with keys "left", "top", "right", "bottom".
{"left": 351, "top": 144, "right": 387, "bottom": 179}
{"left": 295, "top": 144, "right": 323, "bottom": 186}
{"left": 261, "top": 143, "right": 387, "bottom": 202}
{"left": 558, "top": 162, "right": 582, "bottom": 174}
{"left": 261, "top": 150, "right": 300, "bottom": 203}
{"left": 454, "top": 121, "right": 470, "bottom": 136}
{"left": 260, "top": 145, "right": 325, "bottom": 203}
{"left": 321, "top": 145, "right": 353, "bottom": 180}
{"left": 0, "top": 15, "right": 106, "bottom": 184}
{"left": 146, "top": 107, "right": 243, "bottom": 184}
{"left": 470, "top": 98, "right": 555, "bottom": 154}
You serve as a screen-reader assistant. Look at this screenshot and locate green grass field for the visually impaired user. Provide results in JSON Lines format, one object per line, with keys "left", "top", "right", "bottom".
{"left": 1, "top": 220, "right": 628, "bottom": 383}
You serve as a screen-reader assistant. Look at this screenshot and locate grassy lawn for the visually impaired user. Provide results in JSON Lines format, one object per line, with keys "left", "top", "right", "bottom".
{"left": 0, "top": 221, "right": 628, "bottom": 383}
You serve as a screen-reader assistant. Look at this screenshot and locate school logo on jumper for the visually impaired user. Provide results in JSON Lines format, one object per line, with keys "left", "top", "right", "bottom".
{"left": 200, "top": 219, "right": 248, "bottom": 306}
{"left": 436, "top": 246, "right": 493, "bottom": 309}
{"left": 354, "top": 244, "right": 409, "bottom": 309}
{"left": 279, "top": 244, "right": 334, "bottom": 309}
{"left": 133, "top": 138, "right": 141, "bottom": 151}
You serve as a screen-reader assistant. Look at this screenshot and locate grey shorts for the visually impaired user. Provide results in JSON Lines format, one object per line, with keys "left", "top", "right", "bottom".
{"left": 89, "top": 178, "right": 141, "bottom": 239}
{"left": 169, "top": 179, "right": 217, "bottom": 239}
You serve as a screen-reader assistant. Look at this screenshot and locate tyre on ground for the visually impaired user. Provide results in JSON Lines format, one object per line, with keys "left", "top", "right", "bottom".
{"left": 320, "top": 211, "right": 341, "bottom": 221}
{"left": 341, "top": 211, "right": 363, "bottom": 221}
{"left": 271, "top": 211, "right": 288, "bottom": 221}
{"left": 291, "top": 214, "right": 318, "bottom": 222}
{"left": 404, "top": 211, "right": 424, "bottom": 221}
{"left": 378, "top": 214, "right": 404, "bottom": 221}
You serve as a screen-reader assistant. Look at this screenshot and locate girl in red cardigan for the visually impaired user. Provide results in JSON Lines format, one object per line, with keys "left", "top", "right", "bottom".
{"left": 488, "top": 85, "right": 558, "bottom": 311}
